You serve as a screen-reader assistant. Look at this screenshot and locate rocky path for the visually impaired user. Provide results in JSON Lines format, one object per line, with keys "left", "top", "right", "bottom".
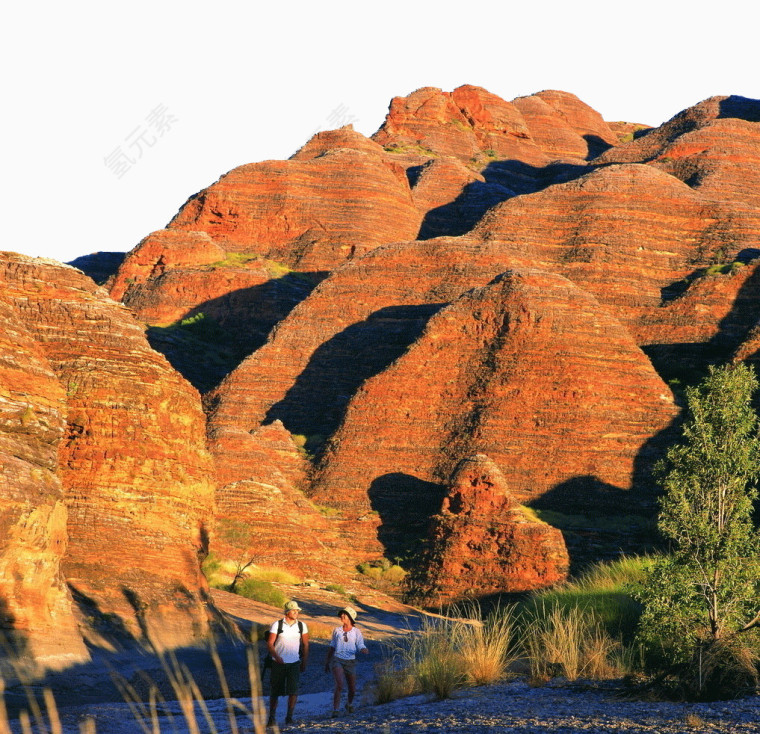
{"left": 283, "top": 680, "right": 759, "bottom": 734}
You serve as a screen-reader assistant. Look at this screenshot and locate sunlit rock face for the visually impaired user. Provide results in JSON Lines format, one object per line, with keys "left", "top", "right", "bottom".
{"left": 1, "top": 253, "right": 217, "bottom": 653}
{"left": 416, "top": 454, "right": 570, "bottom": 604}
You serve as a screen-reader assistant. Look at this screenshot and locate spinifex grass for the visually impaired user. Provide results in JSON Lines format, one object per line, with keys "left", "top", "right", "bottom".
{"left": 375, "top": 604, "right": 520, "bottom": 702}
{"left": 521, "top": 556, "right": 650, "bottom": 641}
{"left": 1, "top": 635, "right": 268, "bottom": 734}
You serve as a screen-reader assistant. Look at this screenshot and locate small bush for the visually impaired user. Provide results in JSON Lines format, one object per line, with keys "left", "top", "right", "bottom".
{"left": 235, "top": 580, "right": 287, "bottom": 607}
{"left": 374, "top": 656, "right": 417, "bottom": 704}
{"left": 325, "top": 583, "right": 346, "bottom": 595}
{"left": 409, "top": 621, "right": 467, "bottom": 699}
{"left": 375, "top": 605, "right": 519, "bottom": 702}
{"left": 247, "top": 566, "right": 301, "bottom": 585}
{"left": 305, "top": 621, "right": 333, "bottom": 640}
{"left": 357, "top": 558, "right": 407, "bottom": 590}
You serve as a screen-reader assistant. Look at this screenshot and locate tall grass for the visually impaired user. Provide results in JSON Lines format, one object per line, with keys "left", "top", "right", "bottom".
{"left": 523, "top": 604, "right": 625, "bottom": 681}
{"left": 518, "top": 557, "right": 651, "bottom": 683}
{"left": 375, "top": 604, "right": 520, "bottom": 702}
{"left": 0, "top": 637, "right": 268, "bottom": 734}
{"left": 521, "top": 556, "right": 650, "bottom": 641}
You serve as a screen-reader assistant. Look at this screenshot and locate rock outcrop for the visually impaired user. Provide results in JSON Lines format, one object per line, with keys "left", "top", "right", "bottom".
{"left": 416, "top": 455, "right": 569, "bottom": 604}
{"left": 372, "top": 85, "right": 618, "bottom": 168}
{"left": 210, "top": 420, "right": 356, "bottom": 581}
{"left": 1, "top": 253, "right": 217, "bottom": 653}
{"left": 309, "top": 270, "right": 676, "bottom": 563}
{"left": 61, "top": 86, "right": 760, "bottom": 602}
{"left": 0, "top": 293, "right": 87, "bottom": 669}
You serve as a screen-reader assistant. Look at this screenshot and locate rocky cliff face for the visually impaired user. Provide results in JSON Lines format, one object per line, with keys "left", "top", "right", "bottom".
{"left": 190, "top": 87, "right": 760, "bottom": 591}
{"left": 415, "top": 455, "right": 569, "bottom": 604}
{"left": 24, "top": 85, "right": 759, "bottom": 610}
{"left": 1, "top": 253, "right": 217, "bottom": 655}
{"left": 0, "top": 291, "right": 87, "bottom": 669}
{"left": 307, "top": 269, "right": 676, "bottom": 561}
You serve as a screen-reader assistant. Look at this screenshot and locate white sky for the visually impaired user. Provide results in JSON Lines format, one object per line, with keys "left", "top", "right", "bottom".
{"left": 3, "top": 0, "right": 758, "bottom": 264}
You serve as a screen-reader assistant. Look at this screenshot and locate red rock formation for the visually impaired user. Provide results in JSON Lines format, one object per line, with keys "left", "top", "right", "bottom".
{"left": 475, "top": 163, "right": 760, "bottom": 339}
{"left": 372, "top": 85, "right": 546, "bottom": 165}
{"left": 596, "top": 95, "right": 760, "bottom": 209}
{"left": 411, "top": 157, "right": 513, "bottom": 238}
{"left": 310, "top": 270, "right": 676, "bottom": 541}
{"left": 0, "top": 291, "right": 87, "bottom": 668}
{"left": 1, "top": 253, "right": 217, "bottom": 651}
{"left": 165, "top": 146, "right": 420, "bottom": 271}
{"left": 512, "top": 90, "right": 619, "bottom": 160}
{"left": 373, "top": 85, "right": 619, "bottom": 166}
{"left": 107, "top": 131, "right": 422, "bottom": 392}
{"left": 206, "top": 161, "right": 750, "bottom": 457}
{"left": 210, "top": 420, "right": 356, "bottom": 581}
{"left": 417, "top": 455, "right": 569, "bottom": 603}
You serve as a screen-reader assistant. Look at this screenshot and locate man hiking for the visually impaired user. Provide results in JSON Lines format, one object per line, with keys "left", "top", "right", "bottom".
{"left": 266, "top": 600, "right": 309, "bottom": 727}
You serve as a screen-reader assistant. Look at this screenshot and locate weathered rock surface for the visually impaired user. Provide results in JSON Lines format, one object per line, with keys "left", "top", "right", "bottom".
{"left": 309, "top": 270, "right": 676, "bottom": 564}
{"left": 1, "top": 253, "right": 217, "bottom": 652}
{"left": 210, "top": 420, "right": 357, "bottom": 581}
{"left": 206, "top": 158, "right": 734, "bottom": 459}
{"left": 475, "top": 163, "right": 760, "bottom": 337}
{"left": 512, "top": 90, "right": 619, "bottom": 160}
{"left": 165, "top": 145, "right": 420, "bottom": 271}
{"left": 372, "top": 85, "right": 547, "bottom": 165}
{"left": 60, "top": 88, "right": 760, "bottom": 603}
{"left": 0, "top": 291, "right": 87, "bottom": 668}
{"left": 596, "top": 95, "right": 760, "bottom": 209}
{"left": 416, "top": 455, "right": 569, "bottom": 603}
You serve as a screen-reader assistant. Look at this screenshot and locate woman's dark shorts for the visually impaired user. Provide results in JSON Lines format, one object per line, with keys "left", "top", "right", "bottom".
{"left": 330, "top": 658, "right": 357, "bottom": 676}
{"left": 271, "top": 661, "right": 301, "bottom": 696}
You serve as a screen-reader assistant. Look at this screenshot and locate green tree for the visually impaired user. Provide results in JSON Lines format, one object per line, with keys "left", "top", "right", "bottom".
{"left": 636, "top": 363, "right": 760, "bottom": 672}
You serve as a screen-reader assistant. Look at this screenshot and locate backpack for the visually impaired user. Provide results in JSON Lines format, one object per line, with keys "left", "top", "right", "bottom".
{"left": 262, "top": 619, "right": 304, "bottom": 674}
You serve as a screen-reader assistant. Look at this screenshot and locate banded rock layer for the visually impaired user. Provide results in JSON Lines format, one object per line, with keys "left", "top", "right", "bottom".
{"left": 308, "top": 269, "right": 676, "bottom": 563}
{"left": 1, "top": 254, "right": 216, "bottom": 653}
{"left": 0, "top": 293, "right": 86, "bottom": 668}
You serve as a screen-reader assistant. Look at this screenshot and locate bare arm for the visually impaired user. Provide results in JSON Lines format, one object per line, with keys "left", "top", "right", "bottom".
{"left": 300, "top": 632, "right": 310, "bottom": 670}
{"left": 266, "top": 632, "right": 283, "bottom": 664}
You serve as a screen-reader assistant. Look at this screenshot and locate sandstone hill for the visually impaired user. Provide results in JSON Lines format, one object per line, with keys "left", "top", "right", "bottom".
{"left": 1, "top": 254, "right": 217, "bottom": 669}
{"left": 4, "top": 85, "right": 760, "bottom": 670}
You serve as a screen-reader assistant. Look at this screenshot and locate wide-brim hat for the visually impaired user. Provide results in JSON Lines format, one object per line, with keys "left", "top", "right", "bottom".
{"left": 340, "top": 606, "right": 357, "bottom": 624}
{"left": 284, "top": 600, "right": 302, "bottom": 613}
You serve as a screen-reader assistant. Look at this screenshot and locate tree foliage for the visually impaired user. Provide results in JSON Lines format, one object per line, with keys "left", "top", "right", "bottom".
{"left": 636, "top": 363, "right": 760, "bottom": 667}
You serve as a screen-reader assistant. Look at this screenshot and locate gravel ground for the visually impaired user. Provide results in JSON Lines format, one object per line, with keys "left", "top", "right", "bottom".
{"left": 43, "top": 678, "right": 760, "bottom": 733}
{"left": 283, "top": 679, "right": 760, "bottom": 734}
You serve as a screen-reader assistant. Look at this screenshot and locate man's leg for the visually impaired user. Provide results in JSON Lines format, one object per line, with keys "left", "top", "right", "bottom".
{"left": 285, "top": 694, "right": 297, "bottom": 723}
{"left": 267, "top": 695, "right": 278, "bottom": 726}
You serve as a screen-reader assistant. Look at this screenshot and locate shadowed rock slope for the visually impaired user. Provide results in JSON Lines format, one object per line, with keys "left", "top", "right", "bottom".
{"left": 307, "top": 270, "right": 676, "bottom": 563}
{"left": 1, "top": 253, "right": 217, "bottom": 659}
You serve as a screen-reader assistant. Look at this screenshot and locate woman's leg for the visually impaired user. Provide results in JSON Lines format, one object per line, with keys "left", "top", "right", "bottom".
{"left": 331, "top": 662, "right": 345, "bottom": 711}
{"left": 346, "top": 671, "right": 357, "bottom": 707}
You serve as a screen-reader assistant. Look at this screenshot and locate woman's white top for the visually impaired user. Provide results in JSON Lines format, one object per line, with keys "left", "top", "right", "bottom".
{"left": 330, "top": 625, "right": 367, "bottom": 660}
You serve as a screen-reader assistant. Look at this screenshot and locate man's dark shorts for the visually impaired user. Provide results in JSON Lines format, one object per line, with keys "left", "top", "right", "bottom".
{"left": 271, "top": 661, "right": 301, "bottom": 696}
